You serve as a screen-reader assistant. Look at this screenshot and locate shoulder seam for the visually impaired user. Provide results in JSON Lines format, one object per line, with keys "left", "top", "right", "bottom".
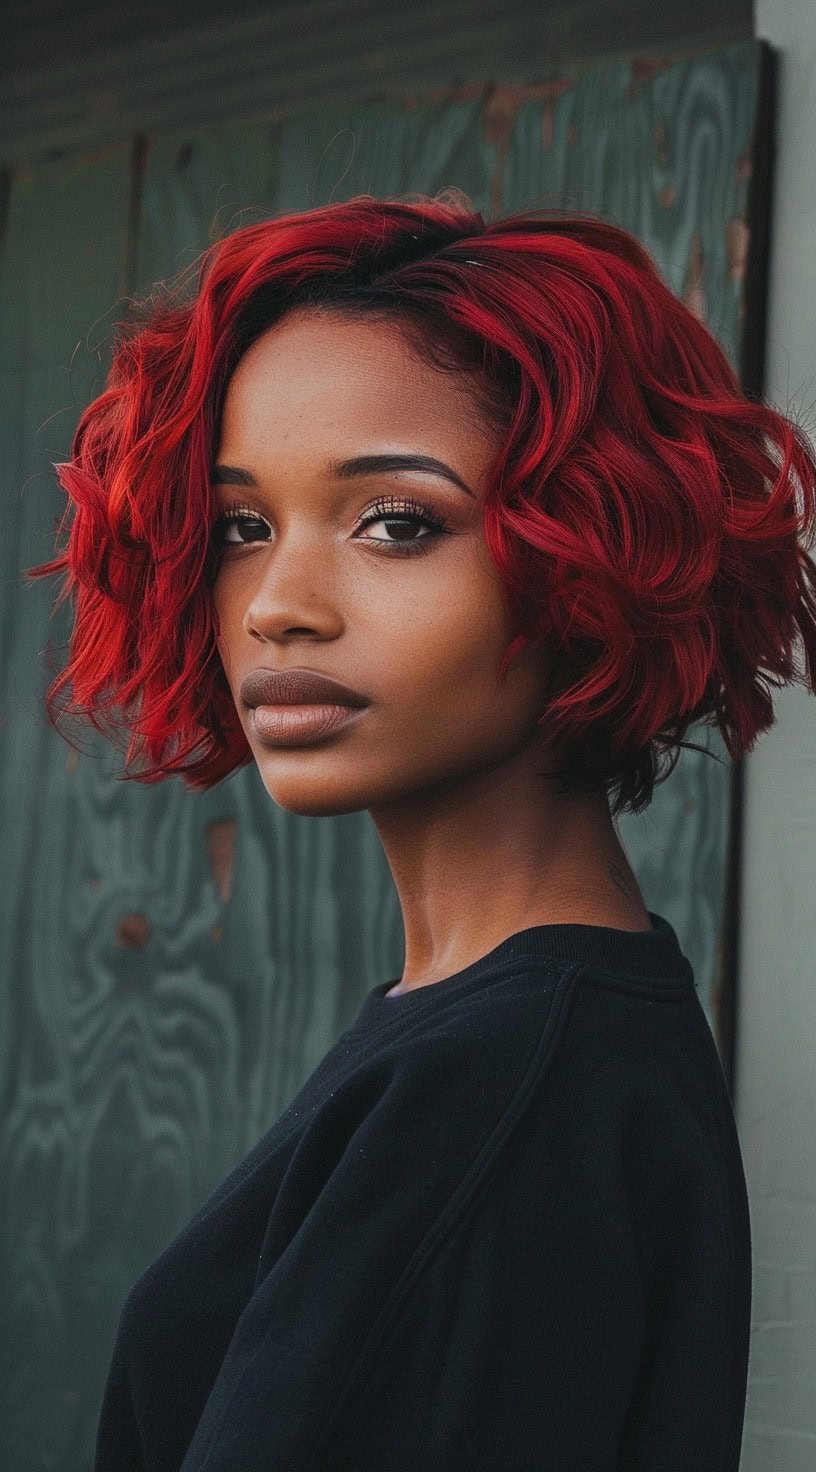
{"left": 576, "top": 963, "right": 696, "bottom": 1000}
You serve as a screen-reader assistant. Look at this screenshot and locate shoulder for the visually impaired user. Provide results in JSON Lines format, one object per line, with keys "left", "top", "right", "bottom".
{"left": 443, "top": 960, "right": 739, "bottom": 1257}
{"left": 512, "top": 964, "right": 749, "bottom": 1288}
{"left": 536, "top": 964, "right": 733, "bottom": 1181}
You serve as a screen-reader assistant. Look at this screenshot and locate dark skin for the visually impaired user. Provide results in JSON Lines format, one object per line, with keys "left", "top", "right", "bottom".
{"left": 211, "top": 307, "right": 652, "bottom": 996}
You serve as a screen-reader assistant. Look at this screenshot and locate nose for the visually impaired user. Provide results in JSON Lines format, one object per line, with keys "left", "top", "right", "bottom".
{"left": 238, "top": 530, "right": 345, "bottom": 644}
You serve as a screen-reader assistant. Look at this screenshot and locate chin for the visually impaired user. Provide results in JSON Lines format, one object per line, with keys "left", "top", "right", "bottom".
{"left": 275, "top": 796, "right": 369, "bottom": 818}
{"left": 254, "top": 751, "right": 456, "bottom": 818}
{"left": 257, "top": 776, "right": 373, "bottom": 819}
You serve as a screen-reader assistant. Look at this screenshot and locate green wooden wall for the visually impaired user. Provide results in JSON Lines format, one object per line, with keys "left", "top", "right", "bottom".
{"left": 0, "top": 39, "right": 765, "bottom": 1470}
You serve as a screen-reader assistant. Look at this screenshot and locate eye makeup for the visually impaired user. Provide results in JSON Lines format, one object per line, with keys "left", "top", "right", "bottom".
{"left": 210, "top": 494, "right": 453, "bottom": 559}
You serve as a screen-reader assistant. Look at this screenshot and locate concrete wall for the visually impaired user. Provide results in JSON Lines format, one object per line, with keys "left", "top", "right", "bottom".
{"left": 738, "top": 3, "right": 816, "bottom": 1465}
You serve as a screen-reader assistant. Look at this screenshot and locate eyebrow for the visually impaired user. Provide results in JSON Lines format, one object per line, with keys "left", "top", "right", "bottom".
{"left": 211, "top": 453, "right": 475, "bottom": 497}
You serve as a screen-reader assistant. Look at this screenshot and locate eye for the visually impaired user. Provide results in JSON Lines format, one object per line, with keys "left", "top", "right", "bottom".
{"left": 211, "top": 502, "right": 271, "bottom": 546}
{"left": 210, "top": 495, "right": 452, "bottom": 558}
{"left": 354, "top": 495, "right": 452, "bottom": 556}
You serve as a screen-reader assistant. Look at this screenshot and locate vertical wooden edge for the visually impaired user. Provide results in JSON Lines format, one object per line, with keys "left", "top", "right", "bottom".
{"left": 719, "top": 40, "right": 778, "bottom": 1106}
{"left": 119, "top": 135, "right": 151, "bottom": 302}
{"left": 739, "top": 40, "right": 777, "bottom": 399}
{"left": 718, "top": 753, "right": 746, "bottom": 1105}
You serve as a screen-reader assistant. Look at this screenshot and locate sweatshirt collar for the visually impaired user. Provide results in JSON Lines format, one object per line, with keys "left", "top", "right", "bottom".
{"left": 353, "top": 910, "right": 694, "bottom": 1026}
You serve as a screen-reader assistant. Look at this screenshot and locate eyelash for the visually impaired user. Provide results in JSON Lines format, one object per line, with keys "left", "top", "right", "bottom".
{"left": 211, "top": 495, "right": 452, "bottom": 559}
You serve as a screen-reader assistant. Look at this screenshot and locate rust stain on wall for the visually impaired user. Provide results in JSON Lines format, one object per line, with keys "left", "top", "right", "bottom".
{"left": 206, "top": 816, "right": 237, "bottom": 904}
{"left": 627, "top": 55, "right": 677, "bottom": 99}
{"left": 115, "top": 913, "right": 151, "bottom": 948}
{"left": 726, "top": 216, "right": 750, "bottom": 324}
{"left": 682, "top": 230, "right": 707, "bottom": 323}
{"left": 481, "top": 79, "right": 574, "bottom": 218}
{"left": 400, "top": 81, "right": 484, "bottom": 111}
{"left": 726, "top": 216, "right": 750, "bottom": 282}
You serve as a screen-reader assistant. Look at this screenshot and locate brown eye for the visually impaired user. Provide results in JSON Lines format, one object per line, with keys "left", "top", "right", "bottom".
{"left": 211, "top": 503, "right": 270, "bottom": 546}
{"left": 210, "top": 494, "right": 452, "bottom": 558}
{"left": 355, "top": 495, "right": 451, "bottom": 557}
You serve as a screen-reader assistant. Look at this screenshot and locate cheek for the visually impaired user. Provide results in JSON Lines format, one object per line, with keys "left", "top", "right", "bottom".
{"left": 383, "top": 558, "right": 514, "bottom": 714}
{"left": 382, "top": 553, "right": 551, "bottom": 751}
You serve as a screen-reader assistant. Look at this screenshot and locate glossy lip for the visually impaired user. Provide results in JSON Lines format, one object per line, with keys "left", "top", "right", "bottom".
{"left": 240, "top": 666, "right": 369, "bottom": 709}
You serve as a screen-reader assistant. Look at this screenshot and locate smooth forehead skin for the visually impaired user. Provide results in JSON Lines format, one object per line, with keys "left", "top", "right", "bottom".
{"left": 216, "top": 305, "right": 501, "bottom": 501}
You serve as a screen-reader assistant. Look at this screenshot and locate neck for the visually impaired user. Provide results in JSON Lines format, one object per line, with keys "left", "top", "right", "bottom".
{"left": 368, "top": 758, "right": 650, "bottom": 993}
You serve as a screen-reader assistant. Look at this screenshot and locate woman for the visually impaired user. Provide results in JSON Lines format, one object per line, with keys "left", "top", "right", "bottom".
{"left": 29, "top": 191, "right": 816, "bottom": 1470}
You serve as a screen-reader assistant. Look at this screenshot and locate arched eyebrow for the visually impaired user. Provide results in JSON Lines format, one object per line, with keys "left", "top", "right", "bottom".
{"left": 330, "top": 453, "right": 474, "bottom": 497}
{"left": 211, "top": 465, "right": 257, "bottom": 487}
{"left": 212, "top": 453, "right": 474, "bottom": 497}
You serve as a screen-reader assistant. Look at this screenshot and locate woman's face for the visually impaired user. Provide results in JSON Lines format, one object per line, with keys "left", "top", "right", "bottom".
{"left": 211, "top": 306, "right": 556, "bottom": 818}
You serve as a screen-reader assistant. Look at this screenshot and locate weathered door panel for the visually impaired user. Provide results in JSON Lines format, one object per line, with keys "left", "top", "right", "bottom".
{"left": 0, "top": 40, "right": 766, "bottom": 1470}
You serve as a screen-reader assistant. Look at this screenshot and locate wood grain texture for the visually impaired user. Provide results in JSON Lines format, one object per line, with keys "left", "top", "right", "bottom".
{"left": 0, "top": 39, "right": 765, "bottom": 1471}
{"left": 0, "top": 143, "right": 137, "bottom": 1471}
{"left": 0, "top": 0, "right": 752, "bottom": 166}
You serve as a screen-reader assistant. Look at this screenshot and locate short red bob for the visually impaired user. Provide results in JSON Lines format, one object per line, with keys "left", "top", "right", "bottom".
{"left": 27, "top": 189, "right": 816, "bottom": 817}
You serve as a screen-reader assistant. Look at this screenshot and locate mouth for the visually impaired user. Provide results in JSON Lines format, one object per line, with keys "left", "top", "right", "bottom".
{"left": 250, "top": 702, "right": 367, "bottom": 747}
{"left": 240, "top": 665, "right": 369, "bottom": 710}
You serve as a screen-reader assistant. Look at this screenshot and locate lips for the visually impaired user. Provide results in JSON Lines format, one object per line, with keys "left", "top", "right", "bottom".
{"left": 240, "top": 666, "right": 369, "bottom": 709}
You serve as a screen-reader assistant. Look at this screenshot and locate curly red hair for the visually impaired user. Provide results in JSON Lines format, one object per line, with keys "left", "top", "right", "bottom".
{"left": 27, "top": 191, "right": 816, "bottom": 816}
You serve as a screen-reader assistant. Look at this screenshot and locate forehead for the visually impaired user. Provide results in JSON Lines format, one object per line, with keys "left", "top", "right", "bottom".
{"left": 218, "top": 308, "right": 497, "bottom": 455}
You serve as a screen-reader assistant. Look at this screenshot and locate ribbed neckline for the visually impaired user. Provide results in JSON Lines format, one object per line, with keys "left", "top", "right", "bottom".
{"left": 352, "top": 910, "right": 693, "bottom": 1031}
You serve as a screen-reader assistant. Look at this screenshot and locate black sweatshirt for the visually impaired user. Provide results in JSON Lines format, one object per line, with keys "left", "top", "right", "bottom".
{"left": 94, "top": 911, "right": 752, "bottom": 1471}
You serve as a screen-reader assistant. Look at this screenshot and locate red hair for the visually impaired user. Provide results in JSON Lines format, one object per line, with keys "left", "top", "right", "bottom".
{"left": 26, "top": 190, "right": 816, "bottom": 816}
